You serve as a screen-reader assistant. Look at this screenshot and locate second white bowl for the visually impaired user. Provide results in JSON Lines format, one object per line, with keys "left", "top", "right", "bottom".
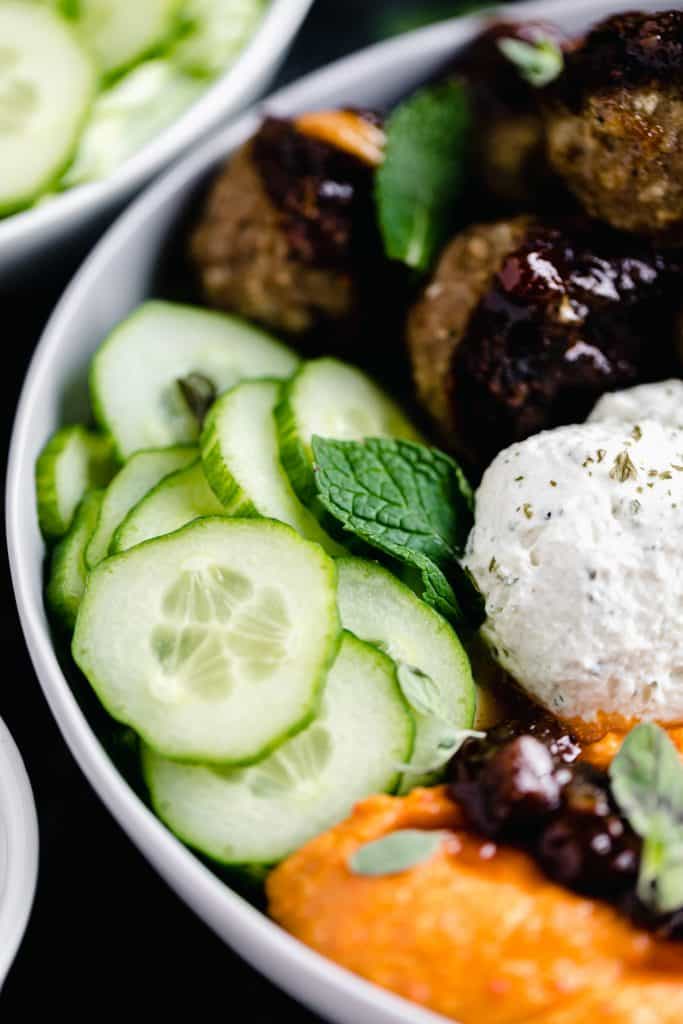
{"left": 0, "top": 0, "right": 314, "bottom": 281}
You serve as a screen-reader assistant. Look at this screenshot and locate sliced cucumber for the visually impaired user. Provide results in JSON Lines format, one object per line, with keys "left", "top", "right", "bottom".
{"left": 85, "top": 445, "right": 196, "bottom": 568}
{"left": 73, "top": 517, "right": 341, "bottom": 764}
{"left": 111, "top": 460, "right": 224, "bottom": 554}
{"left": 61, "top": 59, "right": 204, "bottom": 188}
{"left": 276, "top": 358, "right": 422, "bottom": 505}
{"left": 201, "top": 380, "right": 344, "bottom": 557}
{"left": 172, "top": 0, "right": 266, "bottom": 77}
{"left": 90, "top": 301, "right": 300, "bottom": 459}
{"left": 46, "top": 490, "right": 103, "bottom": 631}
{"left": 36, "top": 425, "right": 116, "bottom": 541}
{"left": 75, "top": 0, "right": 182, "bottom": 77}
{"left": 337, "top": 558, "right": 476, "bottom": 785}
{"left": 0, "top": 3, "right": 96, "bottom": 214}
{"left": 142, "top": 631, "right": 413, "bottom": 867}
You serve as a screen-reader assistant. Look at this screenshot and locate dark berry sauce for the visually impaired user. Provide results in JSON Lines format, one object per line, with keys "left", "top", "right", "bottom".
{"left": 448, "top": 717, "right": 683, "bottom": 937}
{"left": 450, "top": 220, "right": 680, "bottom": 465}
{"left": 251, "top": 115, "right": 378, "bottom": 271}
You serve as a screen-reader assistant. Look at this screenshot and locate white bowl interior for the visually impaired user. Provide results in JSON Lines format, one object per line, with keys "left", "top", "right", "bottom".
{"left": 0, "top": 0, "right": 314, "bottom": 278}
{"left": 0, "top": 718, "right": 39, "bottom": 989}
{"left": 8, "top": 1, "right": 678, "bottom": 1021}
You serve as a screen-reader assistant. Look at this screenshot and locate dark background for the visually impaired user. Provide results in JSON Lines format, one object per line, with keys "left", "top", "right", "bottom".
{"left": 2, "top": 1, "right": 509, "bottom": 1016}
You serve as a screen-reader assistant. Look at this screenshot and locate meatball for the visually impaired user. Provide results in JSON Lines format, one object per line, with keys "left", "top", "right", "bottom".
{"left": 406, "top": 217, "right": 679, "bottom": 466}
{"left": 407, "top": 217, "right": 529, "bottom": 440}
{"left": 190, "top": 113, "right": 384, "bottom": 345}
{"left": 545, "top": 12, "right": 683, "bottom": 242}
{"left": 452, "top": 21, "right": 567, "bottom": 209}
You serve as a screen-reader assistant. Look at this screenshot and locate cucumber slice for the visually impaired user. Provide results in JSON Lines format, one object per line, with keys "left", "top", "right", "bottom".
{"left": 85, "top": 445, "right": 196, "bottom": 568}
{"left": 142, "top": 632, "right": 413, "bottom": 867}
{"left": 36, "top": 425, "right": 117, "bottom": 541}
{"left": 276, "top": 358, "right": 422, "bottom": 505}
{"left": 172, "top": 0, "right": 266, "bottom": 77}
{"left": 73, "top": 517, "right": 341, "bottom": 764}
{"left": 337, "top": 558, "right": 476, "bottom": 784}
{"left": 61, "top": 59, "right": 204, "bottom": 188}
{"left": 46, "top": 490, "right": 103, "bottom": 631}
{"left": 0, "top": 3, "right": 95, "bottom": 214}
{"left": 75, "top": 0, "right": 182, "bottom": 77}
{"left": 90, "top": 301, "right": 300, "bottom": 459}
{"left": 201, "top": 380, "right": 344, "bottom": 557}
{"left": 111, "top": 460, "right": 224, "bottom": 554}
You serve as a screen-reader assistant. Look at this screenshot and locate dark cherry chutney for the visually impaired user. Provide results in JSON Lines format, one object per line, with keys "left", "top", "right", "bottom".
{"left": 448, "top": 716, "right": 681, "bottom": 939}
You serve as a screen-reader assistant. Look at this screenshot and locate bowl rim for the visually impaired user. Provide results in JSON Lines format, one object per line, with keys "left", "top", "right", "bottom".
{"left": 0, "top": 0, "right": 314, "bottom": 257}
{"left": 6, "top": 0, "right": 652, "bottom": 1019}
{"left": 0, "top": 716, "right": 39, "bottom": 988}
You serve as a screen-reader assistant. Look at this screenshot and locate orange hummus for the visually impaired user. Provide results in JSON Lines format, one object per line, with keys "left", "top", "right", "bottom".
{"left": 583, "top": 726, "right": 683, "bottom": 769}
{"left": 267, "top": 787, "right": 683, "bottom": 1024}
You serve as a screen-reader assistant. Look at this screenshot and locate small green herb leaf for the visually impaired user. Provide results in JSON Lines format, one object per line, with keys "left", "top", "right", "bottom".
{"left": 177, "top": 373, "right": 216, "bottom": 429}
{"left": 497, "top": 36, "right": 564, "bottom": 88}
{"left": 312, "top": 435, "right": 481, "bottom": 629}
{"left": 610, "top": 723, "right": 683, "bottom": 914}
{"left": 350, "top": 829, "right": 450, "bottom": 877}
{"left": 420, "top": 558, "right": 485, "bottom": 629}
{"left": 375, "top": 81, "right": 470, "bottom": 272}
{"left": 312, "top": 435, "right": 473, "bottom": 562}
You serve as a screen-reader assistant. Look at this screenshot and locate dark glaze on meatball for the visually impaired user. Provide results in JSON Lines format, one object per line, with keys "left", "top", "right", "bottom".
{"left": 545, "top": 11, "right": 683, "bottom": 242}
{"left": 190, "top": 114, "right": 385, "bottom": 349}
{"left": 407, "top": 217, "right": 680, "bottom": 467}
{"left": 451, "top": 21, "right": 568, "bottom": 209}
{"left": 250, "top": 115, "right": 379, "bottom": 272}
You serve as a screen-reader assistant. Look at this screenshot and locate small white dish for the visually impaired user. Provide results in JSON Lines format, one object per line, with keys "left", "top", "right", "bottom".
{"left": 0, "top": 717, "right": 38, "bottom": 989}
{"left": 7, "top": 1, "right": 676, "bottom": 1020}
{"left": 0, "top": 0, "right": 314, "bottom": 280}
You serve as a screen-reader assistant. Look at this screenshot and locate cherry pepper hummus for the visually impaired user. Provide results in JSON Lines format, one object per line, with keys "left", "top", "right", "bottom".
{"left": 267, "top": 787, "right": 683, "bottom": 1024}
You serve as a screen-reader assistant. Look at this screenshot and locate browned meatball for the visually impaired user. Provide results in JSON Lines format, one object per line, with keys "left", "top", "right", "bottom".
{"left": 407, "top": 218, "right": 679, "bottom": 467}
{"left": 451, "top": 21, "right": 567, "bottom": 209}
{"left": 191, "top": 115, "right": 381, "bottom": 342}
{"left": 545, "top": 12, "right": 683, "bottom": 242}
{"left": 407, "top": 218, "right": 529, "bottom": 435}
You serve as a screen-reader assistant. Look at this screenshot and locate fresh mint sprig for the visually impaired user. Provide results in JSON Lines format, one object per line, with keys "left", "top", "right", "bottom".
{"left": 311, "top": 435, "right": 484, "bottom": 629}
{"left": 610, "top": 723, "right": 683, "bottom": 915}
{"left": 375, "top": 81, "right": 470, "bottom": 272}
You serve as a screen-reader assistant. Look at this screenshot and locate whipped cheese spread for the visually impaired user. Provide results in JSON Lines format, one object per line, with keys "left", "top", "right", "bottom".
{"left": 590, "top": 379, "right": 683, "bottom": 431}
{"left": 464, "top": 419, "right": 683, "bottom": 725}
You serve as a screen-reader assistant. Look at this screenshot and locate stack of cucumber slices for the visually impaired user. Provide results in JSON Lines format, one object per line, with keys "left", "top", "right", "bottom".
{"left": 37, "top": 300, "right": 476, "bottom": 871}
{"left": 0, "top": 0, "right": 266, "bottom": 216}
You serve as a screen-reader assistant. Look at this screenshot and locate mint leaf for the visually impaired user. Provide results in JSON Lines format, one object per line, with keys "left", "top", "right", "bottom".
{"left": 420, "top": 557, "right": 484, "bottom": 628}
{"left": 375, "top": 81, "right": 470, "bottom": 272}
{"left": 349, "top": 829, "right": 449, "bottom": 877}
{"left": 312, "top": 435, "right": 472, "bottom": 561}
{"left": 610, "top": 723, "right": 683, "bottom": 914}
{"left": 497, "top": 37, "right": 564, "bottom": 88}
{"left": 312, "top": 435, "right": 482, "bottom": 629}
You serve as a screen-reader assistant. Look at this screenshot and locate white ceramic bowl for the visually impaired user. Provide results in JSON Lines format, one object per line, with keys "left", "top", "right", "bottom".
{"left": 8, "top": 1, "right": 677, "bottom": 1020}
{"left": 0, "top": 717, "right": 39, "bottom": 989}
{"left": 0, "top": 0, "right": 313, "bottom": 280}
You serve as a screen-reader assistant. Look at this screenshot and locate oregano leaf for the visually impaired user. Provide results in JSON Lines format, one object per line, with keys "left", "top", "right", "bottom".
{"left": 349, "top": 829, "right": 450, "bottom": 877}
{"left": 610, "top": 723, "right": 683, "bottom": 914}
